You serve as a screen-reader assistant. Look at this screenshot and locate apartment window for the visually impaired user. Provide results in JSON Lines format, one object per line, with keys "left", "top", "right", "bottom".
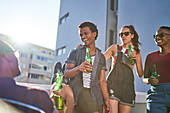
{"left": 20, "top": 62, "right": 26, "bottom": 69}
{"left": 20, "top": 52, "right": 27, "bottom": 58}
{"left": 31, "top": 64, "right": 43, "bottom": 70}
{"left": 32, "top": 48, "right": 37, "bottom": 52}
{"left": 41, "top": 50, "right": 52, "bottom": 55}
{"left": 56, "top": 46, "right": 66, "bottom": 56}
{"left": 59, "top": 13, "right": 69, "bottom": 25}
{"left": 28, "top": 73, "right": 43, "bottom": 79}
{"left": 47, "top": 67, "right": 52, "bottom": 72}
{"left": 110, "top": 0, "right": 115, "bottom": 11}
{"left": 31, "top": 54, "right": 53, "bottom": 64}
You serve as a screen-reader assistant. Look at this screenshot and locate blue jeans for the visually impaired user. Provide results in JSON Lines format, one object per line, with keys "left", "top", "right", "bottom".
{"left": 146, "top": 83, "right": 170, "bottom": 113}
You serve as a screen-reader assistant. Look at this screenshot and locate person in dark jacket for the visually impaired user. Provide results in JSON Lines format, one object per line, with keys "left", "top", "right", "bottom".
{"left": 0, "top": 38, "right": 74, "bottom": 113}
{"left": 64, "top": 21, "right": 111, "bottom": 113}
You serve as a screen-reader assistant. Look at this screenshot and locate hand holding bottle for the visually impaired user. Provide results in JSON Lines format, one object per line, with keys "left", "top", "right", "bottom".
{"left": 128, "top": 45, "right": 136, "bottom": 64}
{"left": 50, "top": 83, "right": 74, "bottom": 113}
{"left": 78, "top": 62, "right": 92, "bottom": 73}
{"left": 148, "top": 75, "right": 160, "bottom": 86}
{"left": 149, "top": 64, "right": 159, "bottom": 86}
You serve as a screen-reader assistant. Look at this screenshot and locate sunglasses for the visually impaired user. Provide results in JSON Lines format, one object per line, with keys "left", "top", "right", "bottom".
{"left": 119, "top": 32, "right": 131, "bottom": 37}
{"left": 153, "top": 33, "right": 170, "bottom": 39}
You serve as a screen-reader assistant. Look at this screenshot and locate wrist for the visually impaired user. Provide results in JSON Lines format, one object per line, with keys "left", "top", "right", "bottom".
{"left": 147, "top": 78, "right": 150, "bottom": 85}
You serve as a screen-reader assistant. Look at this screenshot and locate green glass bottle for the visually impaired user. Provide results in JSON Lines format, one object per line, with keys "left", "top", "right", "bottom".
{"left": 85, "top": 48, "right": 92, "bottom": 72}
{"left": 54, "top": 73, "right": 63, "bottom": 110}
{"left": 151, "top": 64, "right": 159, "bottom": 86}
{"left": 128, "top": 45, "right": 135, "bottom": 64}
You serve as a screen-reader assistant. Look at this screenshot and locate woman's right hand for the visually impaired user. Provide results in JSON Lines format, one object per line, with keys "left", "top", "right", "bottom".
{"left": 76, "top": 44, "right": 82, "bottom": 48}
{"left": 148, "top": 75, "right": 160, "bottom": 86}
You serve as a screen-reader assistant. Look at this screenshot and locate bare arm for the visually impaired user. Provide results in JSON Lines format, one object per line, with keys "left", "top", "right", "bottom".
{"left": 64, "top": 62, "right": 92, "bottom": 79}
{"left": 135, "top": 52, "right": 143, "bottom": 78}
{"left": 129, "top": 50, "right": 143, "bottom": 78}
{"left": 64, "top": 63, "right": 79, "bottom": 79}
{"left": 104, "top": 44, "right": 118, "bottom": 60}
{"left": 99, "top": 70, "right": 111, "bottom": 113}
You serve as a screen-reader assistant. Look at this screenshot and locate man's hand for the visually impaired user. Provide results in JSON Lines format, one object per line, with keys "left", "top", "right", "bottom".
{"left": 78, "top": 62, "right": 92, "bottom": 73}
{"left": 104, "top": 100, "right": 111, "bottom": 113}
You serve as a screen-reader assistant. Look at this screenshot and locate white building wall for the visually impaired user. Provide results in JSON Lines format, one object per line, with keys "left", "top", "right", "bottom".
{"left": 54, "top": 0, "right": 108, "bottom": 65}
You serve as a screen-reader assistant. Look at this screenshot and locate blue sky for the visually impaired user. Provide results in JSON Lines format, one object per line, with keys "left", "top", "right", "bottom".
{"left": 0, "top": 0, "right": 60, "bottom": 50}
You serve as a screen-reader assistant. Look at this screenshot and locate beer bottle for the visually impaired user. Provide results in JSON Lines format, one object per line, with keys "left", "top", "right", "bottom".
{"left": 128, "top": 45, "right": 135, "bottom": 64}
{"left": 54, "top": 73, "right": 63, "bottom": 110}
{"left": 151, "top": 64, "right": 159, "bottom": 86}
{"left": 85, "top": 48, "right": 92, "bottom": 72}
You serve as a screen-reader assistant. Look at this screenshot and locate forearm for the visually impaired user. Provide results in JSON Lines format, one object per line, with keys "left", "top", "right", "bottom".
{"left": 100, "top": 80, "right": 109, "bottom": 101}
{"left": 99, "top": 71, "right": 109, "bottom": 101}
{"left": 65, "top": 96, "right": 74, "bottom": 113}
{"left": 64, "top": 66, "right": 80, "bottom": 79}
{"left": 135, "top": 53, "right": 143, "bottom": 78}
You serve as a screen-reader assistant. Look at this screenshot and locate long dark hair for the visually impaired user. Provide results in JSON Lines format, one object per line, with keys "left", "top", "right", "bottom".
{"left": 122, "top": 25, "right": 141, "bottom": 54}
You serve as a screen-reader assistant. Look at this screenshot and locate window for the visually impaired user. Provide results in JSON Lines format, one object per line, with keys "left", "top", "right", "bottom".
{"left": 110, "top": 30, "right": 114, "bottom": 46}
{"left": 20, "top": 62, "right": 26, "bottom": 69}
{"left": 20, "top": 52, "right": 27, "bottom": 58}
{"left": 110, "top": 0, "right": 115, "bottom": 11}
{"left": 31, "top": 64, "right": 43, "bottom": 70}
{"left": 31, "top": 54, "right": 53, "bottom": 64}
{"left": 28, "top": 73, "right": 43, "bottom": 79}
{"left": 56, "top": 46, "right": 66, "bottom": 56}
{"left": 29, "top": 63, "right": 52, "bottom": 72}
{"left": 59, "top": 13, "right": 69, "bottom": 25}
{"left": 41, "top": 50, "right": 52, "bottom": 55}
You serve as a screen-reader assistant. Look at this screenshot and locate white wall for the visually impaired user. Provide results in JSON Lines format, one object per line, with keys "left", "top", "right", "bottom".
{"left": 54, "top": 0, "right": 108, "bottom": 65}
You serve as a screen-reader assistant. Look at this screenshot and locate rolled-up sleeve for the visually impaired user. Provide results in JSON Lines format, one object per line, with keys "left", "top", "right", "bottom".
{"left": 101, "top": 54, "right": 107, "bottom": 71}
{"left": 65, "top": 49, "right": 77, "bottom": 64}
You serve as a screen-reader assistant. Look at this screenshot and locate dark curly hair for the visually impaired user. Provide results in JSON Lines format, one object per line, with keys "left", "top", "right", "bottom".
{"left": 78, "top": 21, "right": 98, "bottom": 40}
{"left": 158, "top": 26, "right": 170, "bottom": 33}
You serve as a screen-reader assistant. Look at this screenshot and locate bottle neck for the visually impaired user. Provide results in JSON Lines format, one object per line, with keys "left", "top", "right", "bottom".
{"left": 152, "top": 64, "right": 157, "bottom": 73}
{"left": 86, "top": 48, "right": 91, "bottom": 58}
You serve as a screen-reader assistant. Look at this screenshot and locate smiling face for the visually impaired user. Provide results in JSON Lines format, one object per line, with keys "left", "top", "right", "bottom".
{"left": 119, "top": 27, "right": 134, "bottom": 45}
{"left": 155, "top": 28, "right": 170, "bottom": 47}
{"left": 79, "top": 26, "right": 96, "bottom": 47}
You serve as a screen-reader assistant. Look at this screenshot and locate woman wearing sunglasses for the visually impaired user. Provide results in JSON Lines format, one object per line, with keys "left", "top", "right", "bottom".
{"left": 104, "top": 25, "right": 143, "bottom": 113}
{"left": 143, "top": 26, "right": 170, "bottom": 113}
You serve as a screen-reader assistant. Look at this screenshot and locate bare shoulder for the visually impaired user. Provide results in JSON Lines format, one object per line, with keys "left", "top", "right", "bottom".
{"left": 107, "top": 44, "right": 117, "bottom": 51}
{"left": 110, "top": 44, "right": 118, "bottom": 55}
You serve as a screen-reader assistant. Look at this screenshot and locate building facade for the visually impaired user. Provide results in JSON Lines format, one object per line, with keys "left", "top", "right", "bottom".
{"left": 0, "top": 34, "right": 54, "bottom": 84}
{"left": 54, "top": 0, "right": 170, "bottom": 113}
{"left": 54, "top": 0, "right": 118, "bottom": 65}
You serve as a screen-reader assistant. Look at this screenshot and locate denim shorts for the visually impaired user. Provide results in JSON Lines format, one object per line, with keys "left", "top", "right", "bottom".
{"left": 146, "top": 83, "right": 170, "bottom": 113}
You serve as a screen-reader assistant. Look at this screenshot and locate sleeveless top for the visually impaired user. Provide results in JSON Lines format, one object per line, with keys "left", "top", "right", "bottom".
{"left": 112, "top": 46, "right": 134, "bottom": 69}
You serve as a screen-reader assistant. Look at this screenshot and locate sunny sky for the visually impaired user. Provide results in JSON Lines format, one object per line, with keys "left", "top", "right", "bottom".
{"left": 0, "top": 0, "right": 60, "bottom": 50}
